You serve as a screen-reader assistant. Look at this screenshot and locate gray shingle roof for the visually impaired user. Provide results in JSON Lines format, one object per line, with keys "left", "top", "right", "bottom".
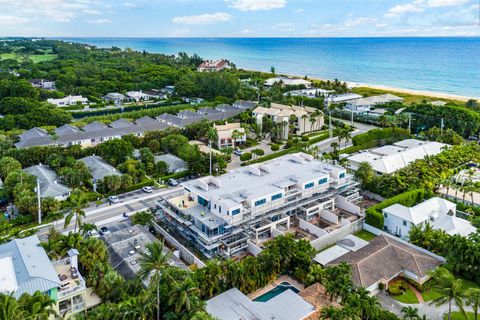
{"left": 0, "top": 235, "right": 60, "bottom": 299}
{"left": 82, "top": 121, "right": 109, "bottom": 132}
{"left": 23, "top": 165, "right": 71, "bottom": 199}
{"left": 79, "top": 155, "right": 122, "bottom": 181}
{"left": 327, "top": 235, "right": 443, "bottom": 288}
{"left": 18, "top": 127, "right": 49, "bottom": 140}
{"left": 109, "top": 119, "right": 132, "bottom": 129}
{"left": 233, "top": 100, "right": 257, "bottom": 110}
{"left": 15, "top": 136, "right": 54, "bottom": 149}
{"left": 154, "top": 154, "right": 188, "bottom": 173}
{"left": 55, "top": 124, "right": 80, "bottom": 136}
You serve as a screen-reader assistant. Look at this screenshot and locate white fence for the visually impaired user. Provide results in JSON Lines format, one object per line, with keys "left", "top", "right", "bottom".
{"left": 152, "top": 222, "right": 206, "bottom": 268}
{"left": 336, "top": 195, "right": 363, "bottom": 216}
{"left": 309, "top": 218, "right": 364, "bottom": 251}
{"left": 247, "top": 241, "right": 263, "bottom": 256}
{"left": 299, "top": 218, "right": 328, "bottom": 238}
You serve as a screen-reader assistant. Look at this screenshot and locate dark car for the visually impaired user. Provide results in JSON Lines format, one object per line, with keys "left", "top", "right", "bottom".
{"left": 99, "top": 226, "right": 111, "bottom": 235}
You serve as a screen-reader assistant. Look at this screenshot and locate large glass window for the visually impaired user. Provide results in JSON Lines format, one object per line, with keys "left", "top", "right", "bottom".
{"left": 231, "top": 208, "right": 241, "bottom": 216}
{"left": 339, "top": 172, "right": 346, "bottom": 179}
{"left": 319, "top": 178, "right": 328, "bottom": 184}
{"left": 255, "top": 199, "right": 266, "bottom": 206}
{"left": 304, "top": 182, "right": 315, "bottom": 189}
{"left": 271, "top": 193, "right": 282, "bottom": 201}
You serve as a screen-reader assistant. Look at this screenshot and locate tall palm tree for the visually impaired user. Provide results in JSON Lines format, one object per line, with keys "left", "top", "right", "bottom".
{"left": 18, "top": 291, "right": 58, "bottom": 320}
{"left": 138, "top": 241, "right": 174, "bottom": 320}
{"left": 466, "top": 288, "right": 480, "bottom": 320}
{"left": 429, "top": 268, "right": 467, "bottom": 320}
{"left": 167, "top": 277, "right": 203, "bottom": 317}
{"left": 79, "top": 223, "right": 97, "bottom": 236}
{"left": 64, "top": 189, "right": 88, "bottom": 233}
{"left": 0, "top": 294, "right": 27, "bottom": 320}
{"left": 401, "top": 306, "right": 421, "bottom": 320}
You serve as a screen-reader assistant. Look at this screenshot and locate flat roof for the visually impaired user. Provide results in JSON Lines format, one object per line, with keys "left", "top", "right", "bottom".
{"left": 314, "top": 245, "right": 350, "bottom": 265}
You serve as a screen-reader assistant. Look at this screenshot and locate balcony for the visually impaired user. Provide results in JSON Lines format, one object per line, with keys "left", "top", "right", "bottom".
{"left": 52, "top": 259, "right": 86, "bottom": 299}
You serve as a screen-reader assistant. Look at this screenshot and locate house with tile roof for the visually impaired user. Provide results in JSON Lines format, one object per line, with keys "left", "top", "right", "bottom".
{"left": 327, "top": 234, "right": 444, "bottom": 293}
{"left": 197, "top": 59, "right": 230, "bottom": 72}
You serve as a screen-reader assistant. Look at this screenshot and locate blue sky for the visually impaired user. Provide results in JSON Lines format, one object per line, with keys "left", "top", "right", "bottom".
{"left": 0, "top": 0, "right": 479, "bottom": 37}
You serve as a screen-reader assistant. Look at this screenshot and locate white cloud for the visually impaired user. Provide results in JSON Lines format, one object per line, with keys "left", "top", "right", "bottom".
{"left": 344, "top": 17, "right": 378, "bottom": 27}
{"left": 84, "top": 18, "right": 112, "bottom": 24}
{"left": 172, "top": 12, "right": 232, "bottom": 25}
{"left": 386, "top": 3, "right": 424, "bottom": 16}
{"left": 294, "top": 8, "right": 304, "bottom": 13}
{"left": 227, "top": 0, "right": 286, "bottom": 11}
{"left": 272, "top": 22, "right": 295, "bottom": 31}
{"left": 425, "top": 0, "right": 471, "bottom": 7}
{"left": 0, "top": 15, "right": 29, "bottom": 26}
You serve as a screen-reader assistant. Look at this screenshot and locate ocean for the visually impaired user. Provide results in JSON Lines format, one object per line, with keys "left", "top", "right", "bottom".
{"left": 56, "top": 37, "right": 480, "bottom": 98}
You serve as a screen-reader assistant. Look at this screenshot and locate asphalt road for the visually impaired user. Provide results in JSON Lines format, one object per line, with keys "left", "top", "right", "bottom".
{"left": 36, "top": 187, "right": 181, "bottom": 240}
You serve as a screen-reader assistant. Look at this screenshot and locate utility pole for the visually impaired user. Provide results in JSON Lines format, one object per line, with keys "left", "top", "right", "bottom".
{"left": 408, "top": 113, "right": 412, "bottom": 133}
{"left": 329, "top": 109, "right": 333, "bottom": 139}
{"left": 351, "top": 110, "right": 354, "bottom": 127}
{"left": 441, "top": 118, "right": 444, "bottom": 135}
{"left": 209, "top": 140, "right": 212, "bottom": 175}
{"left": 36, "top": 178, "right": 42, "bottom": 224}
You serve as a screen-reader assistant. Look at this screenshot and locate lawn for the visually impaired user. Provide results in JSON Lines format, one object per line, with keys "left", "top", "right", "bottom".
{"left": 0, "top": 52, "right": 58, "bottom": 63}
{"left": 354, "top": 230, "right": 376, "bottom": 241}
{"left": 443, "top": 311, "right": 475, "bottom": 320}
{"left": 391, "top": 287, "right": 419, "bottom": 304}
{"left": 422, "top": 278, "right": 479, "bottom": 302}
{"left": 351, "top": 86, "right": 466, "bottom": 105}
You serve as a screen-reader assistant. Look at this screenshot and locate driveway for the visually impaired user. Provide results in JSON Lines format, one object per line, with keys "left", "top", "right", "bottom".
{"left": 227, "top": 139, "right": 275, "bottom": 171}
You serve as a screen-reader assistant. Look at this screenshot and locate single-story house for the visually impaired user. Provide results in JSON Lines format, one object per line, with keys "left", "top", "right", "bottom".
{"left": 104, "top": 92, "right": 127, "bottom": 104}
{"left": 264, "top": 77, "right": 312, "bottom": 88}
{"left": 383, "top": 197, "right": 476, "bottom": 239}
{"left": 154, "top": 154, "right": 188, "bottom": 173}
{"left": 206, "top": 287, "right": 315, "bottom": 320}
{"left": 345, "top": 94, "right": 403, "bottom": 113}
{"left": 327, "top": 235, "right": 444, "bottom": 293}
{"left": 47, "top": 95, "right": 88, "bottom": 107}
{"left": 30, "top": 79, "right": 56, "bottom": 90}
{"left": 126, "top": 91, "right": 151, "bottom": 102}
{"left": 197, "top": 60, "right": 230, "bottom": 72}
{"left": 325, "top": 93, "right": 362, "bottom": 105}
{"left": 23, "top": 164, "right": 71, "bottom": 200}
{"left": 79, "top": 155, "right": 122, "bottom": 182}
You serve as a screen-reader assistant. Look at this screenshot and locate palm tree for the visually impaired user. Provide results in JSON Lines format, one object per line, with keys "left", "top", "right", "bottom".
{"left": 79, "top": 223, "right": 97, "bottom": 236}
{"left": 401, "top": 306, "right": 421, "bottom": 320}
{"left": 355, "top": 162, "right": 374, "bottom": 188}
{"left": 138, "top": 241, "right": 174, "bottom": 320}
{"left": 64, "top": 189, "right": 88, "bottom": 233}
{"left": 167, "top": 277, "right": 202, "bottom": 316}
{"left": 0, "top": 294, "right": 26, "bottom": 320}
{"left": 429, "top": 267, "right": 467, "bottom": 320}
{"left": 466, "top": 288, "right": 480, "bottom": 320}
{"left": 231, "top": 129, "right": 243, "bottom": 148}
{"left": 18, "top": 291, "right": 58, "bottom": 320}
{"left": 379, "top": 115, "right": 388, "bottom": 128}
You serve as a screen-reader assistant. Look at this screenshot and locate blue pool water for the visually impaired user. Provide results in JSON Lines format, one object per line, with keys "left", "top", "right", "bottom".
{"left": 253, "top": 281, "right": 301, "bottom": 302}
{"left": 54, "top": 37, "right": 480, "bottom": 97}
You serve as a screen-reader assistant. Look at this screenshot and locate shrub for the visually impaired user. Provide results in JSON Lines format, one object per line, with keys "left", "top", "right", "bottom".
{"left": 378, "top": 282, "right": 385, "bottom": 291}
{"left": 270, "top": 144, "right": 280, "bottom": 152}
{"left": 240, "top": 152, "right": 252, "bottom": 162}
{"left": 365, "top": 188, "right": 433, "bottom": 229}
{"left": 301, "top": 136, "right": 309, "bottom": 142}
{"left": 387, "top": 280, "right": 407, "bottom": 296}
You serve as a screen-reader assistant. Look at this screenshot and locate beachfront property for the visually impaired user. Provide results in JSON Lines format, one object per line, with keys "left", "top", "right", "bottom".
{"left": 324, "top": 93, "right": 362, "bottom": 105}
{"left": 431, "top": 100, "right": 447, "bottom": 106}
{"left": 264, "top": 76, "right": 312, "bottom": 88}
{"left": 0, "top": 235, "right": 93, "bottom": 316}
{"left": 252, "top": 103, "right": 324, "bottom": 140}
{"left": 23, "top": 164, "right": 71, "bottom": 200}
{"left": 102, "top": 222, "right": 187, "bottom": 286}
{"left": 104, "top": 92, "right": 127, "bottom": 104}
{"left": 284, "top": 88, "right": 334, "bottom": 98}
{"left": 79, "top": 155, "right": 122, "bottom": 182}
{"left": 206, "top": 287, "right": 316, "bottom": 320}
{"left": 47, "top": 95, "right": 88, "bottom": 107}
{"left": 327, "top": 234, "right": 444, "bottom": 293}
{"left": 197, "top": 59, "right": 230, "bottom": 72}
{"left": 30, "top": 79, "right": 56, "bottom": 90}
{"left": 154, "top": 154, "right": 188, "bottom": 173}
{"left": 346, "top": 139, "right": 449, "bottom": 175}
{"left": 344, "top": 94, "right": 403, "bottom": 113}
{"left": 156, "top": 152, "right": 361, "bottom": 258}
{"left": 382, "top": 197, "right": 476, "bottom": 239}
{"left": 213, "top": 122, "right": 246, "bottom": 149}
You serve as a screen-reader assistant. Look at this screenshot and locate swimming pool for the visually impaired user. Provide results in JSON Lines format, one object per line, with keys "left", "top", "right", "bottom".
{"left": 253, "top": 282, "right": 300, "bottom": 302}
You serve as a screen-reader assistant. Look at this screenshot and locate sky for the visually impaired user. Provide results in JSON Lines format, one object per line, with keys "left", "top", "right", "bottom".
{"left": 0, "top": 0, "right": 479, "bottom": 37}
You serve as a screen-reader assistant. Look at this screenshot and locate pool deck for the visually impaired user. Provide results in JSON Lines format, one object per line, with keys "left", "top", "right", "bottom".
{"left": 247, "top": 275, "right": 306, "bottom": 300}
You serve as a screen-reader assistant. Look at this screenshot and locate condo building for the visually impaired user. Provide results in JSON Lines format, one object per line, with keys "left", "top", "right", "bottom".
{"left": 157, "top": 153, "right": 359, "bottom": 258}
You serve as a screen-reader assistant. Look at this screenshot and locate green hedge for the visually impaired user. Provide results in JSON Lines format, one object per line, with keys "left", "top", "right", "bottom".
{"left": 365, "top": 189, "right": 433, "bottom": 229}
{"left": 352, "top": 127, "right": 411, "bottom": 146}
{"left": 243, "top": 146, "right": 302, "bottom": 165}
{"left": 159, "top": 171, "right": 189, "bottom": 181}
{"left": 121, "top": 179, "right": 155, "bottom": 193}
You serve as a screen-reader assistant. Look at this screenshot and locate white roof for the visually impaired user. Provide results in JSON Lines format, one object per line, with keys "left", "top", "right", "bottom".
{"left": 47, "top": 95, "right": 87, "bottom": 105}
{"left": 264, "top": 77, "right": 311, "bottom": 87}
{"left": 384, "top": 197, "right": 475, "bottom": 236}
{"left": 0, "top": 257, "right": 18, "bottom": 293}
{"left": 314, "top": 245, "right": 350, "bottom": 265}
{"left": 431, "top": 101, "right": 447, "bottom": 106}
{"left": 347, "top": 94, "right": 403, "bottom": 107}
{"left": 206, "top": 287, "right": 314, "bottom": 320}
{"left": 348, "top": 139, "right": 449, "bottom": 174}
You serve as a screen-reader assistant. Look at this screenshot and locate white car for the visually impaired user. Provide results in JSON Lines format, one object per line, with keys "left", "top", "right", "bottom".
{"left": 142, "top": 186, "right": 154, "bottom": 193}
{"left": 234, "top": 149, "right": 243, "bottom": 156}
{"left": 109, "top": 195, "right": 120, "bottom": 203}
{"left": 86, "top": 230, "right": 99, "bottom": 238}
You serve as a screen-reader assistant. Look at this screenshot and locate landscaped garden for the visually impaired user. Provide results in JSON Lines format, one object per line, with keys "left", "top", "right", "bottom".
{"left": 353, "top": 229, "right": 376, "bottom": 241}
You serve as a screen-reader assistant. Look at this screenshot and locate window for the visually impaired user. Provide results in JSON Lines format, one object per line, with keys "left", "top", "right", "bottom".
{"left": 214, "top": 204, "right": 217, "bottom": 209}
{"left": 319, "top": 178, "right": 328, "bottom": 184}
{"left": 271, "top": 193, "right": 282, "bottom": 201}
{"left": 384, "top": 212, "right": 388, "bottom": 218}
{"left": 231, "top": 209, "right": 241, "bottom": 216}
{"left": 219, "top": 206, "right": 222, "bottom": 213}
{"left": 304, "top": 182, "right": 315, "bottom": 189}
{"left": 339, "top": 172, "right": 346, "bottom": 179}
{"left": 255, "top": 199, "right": 266, "bottom": 206}
{"left": 403, "top": 220, "right": 407, "bottom": 226}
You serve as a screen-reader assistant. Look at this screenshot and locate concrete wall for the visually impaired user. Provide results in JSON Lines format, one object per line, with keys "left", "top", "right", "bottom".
{"left": 152, "top": 222, "right": 206, "bottom": 268}
{"left": 320, "top": 210, "right": 339, "bottom": 224}
{"left": 336, "top": 195, "right": 362, "bottom": 216}
{"left": 310, "top": 218, "right": 364, "bottom": 251}
{"left": 247, "top": 241, "right": 263, "bottom": 257}
{"left": 299, "top": 218, "right": 328, "bottom": 238}
{"left": 272, "top": 228, "right": 285, "bottom": 238}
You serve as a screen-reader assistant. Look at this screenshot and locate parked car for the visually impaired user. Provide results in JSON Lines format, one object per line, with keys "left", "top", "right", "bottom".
{"left": 234, "top": 149, "right": 243, "bottom": 156}
{"left": 168, "top": 178, "right": 178, "bottom": 187}
{"left": 99, "top": 226, "right": 111, "bottom": 235}
{"left": 109, "top": 195, "right": 120, "bottom": 203}
{"left": 142, "top": 186, "right": 154, "bottom": 193}
{"left": 86, "top": 230, "right": 99, "bottom": 238}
